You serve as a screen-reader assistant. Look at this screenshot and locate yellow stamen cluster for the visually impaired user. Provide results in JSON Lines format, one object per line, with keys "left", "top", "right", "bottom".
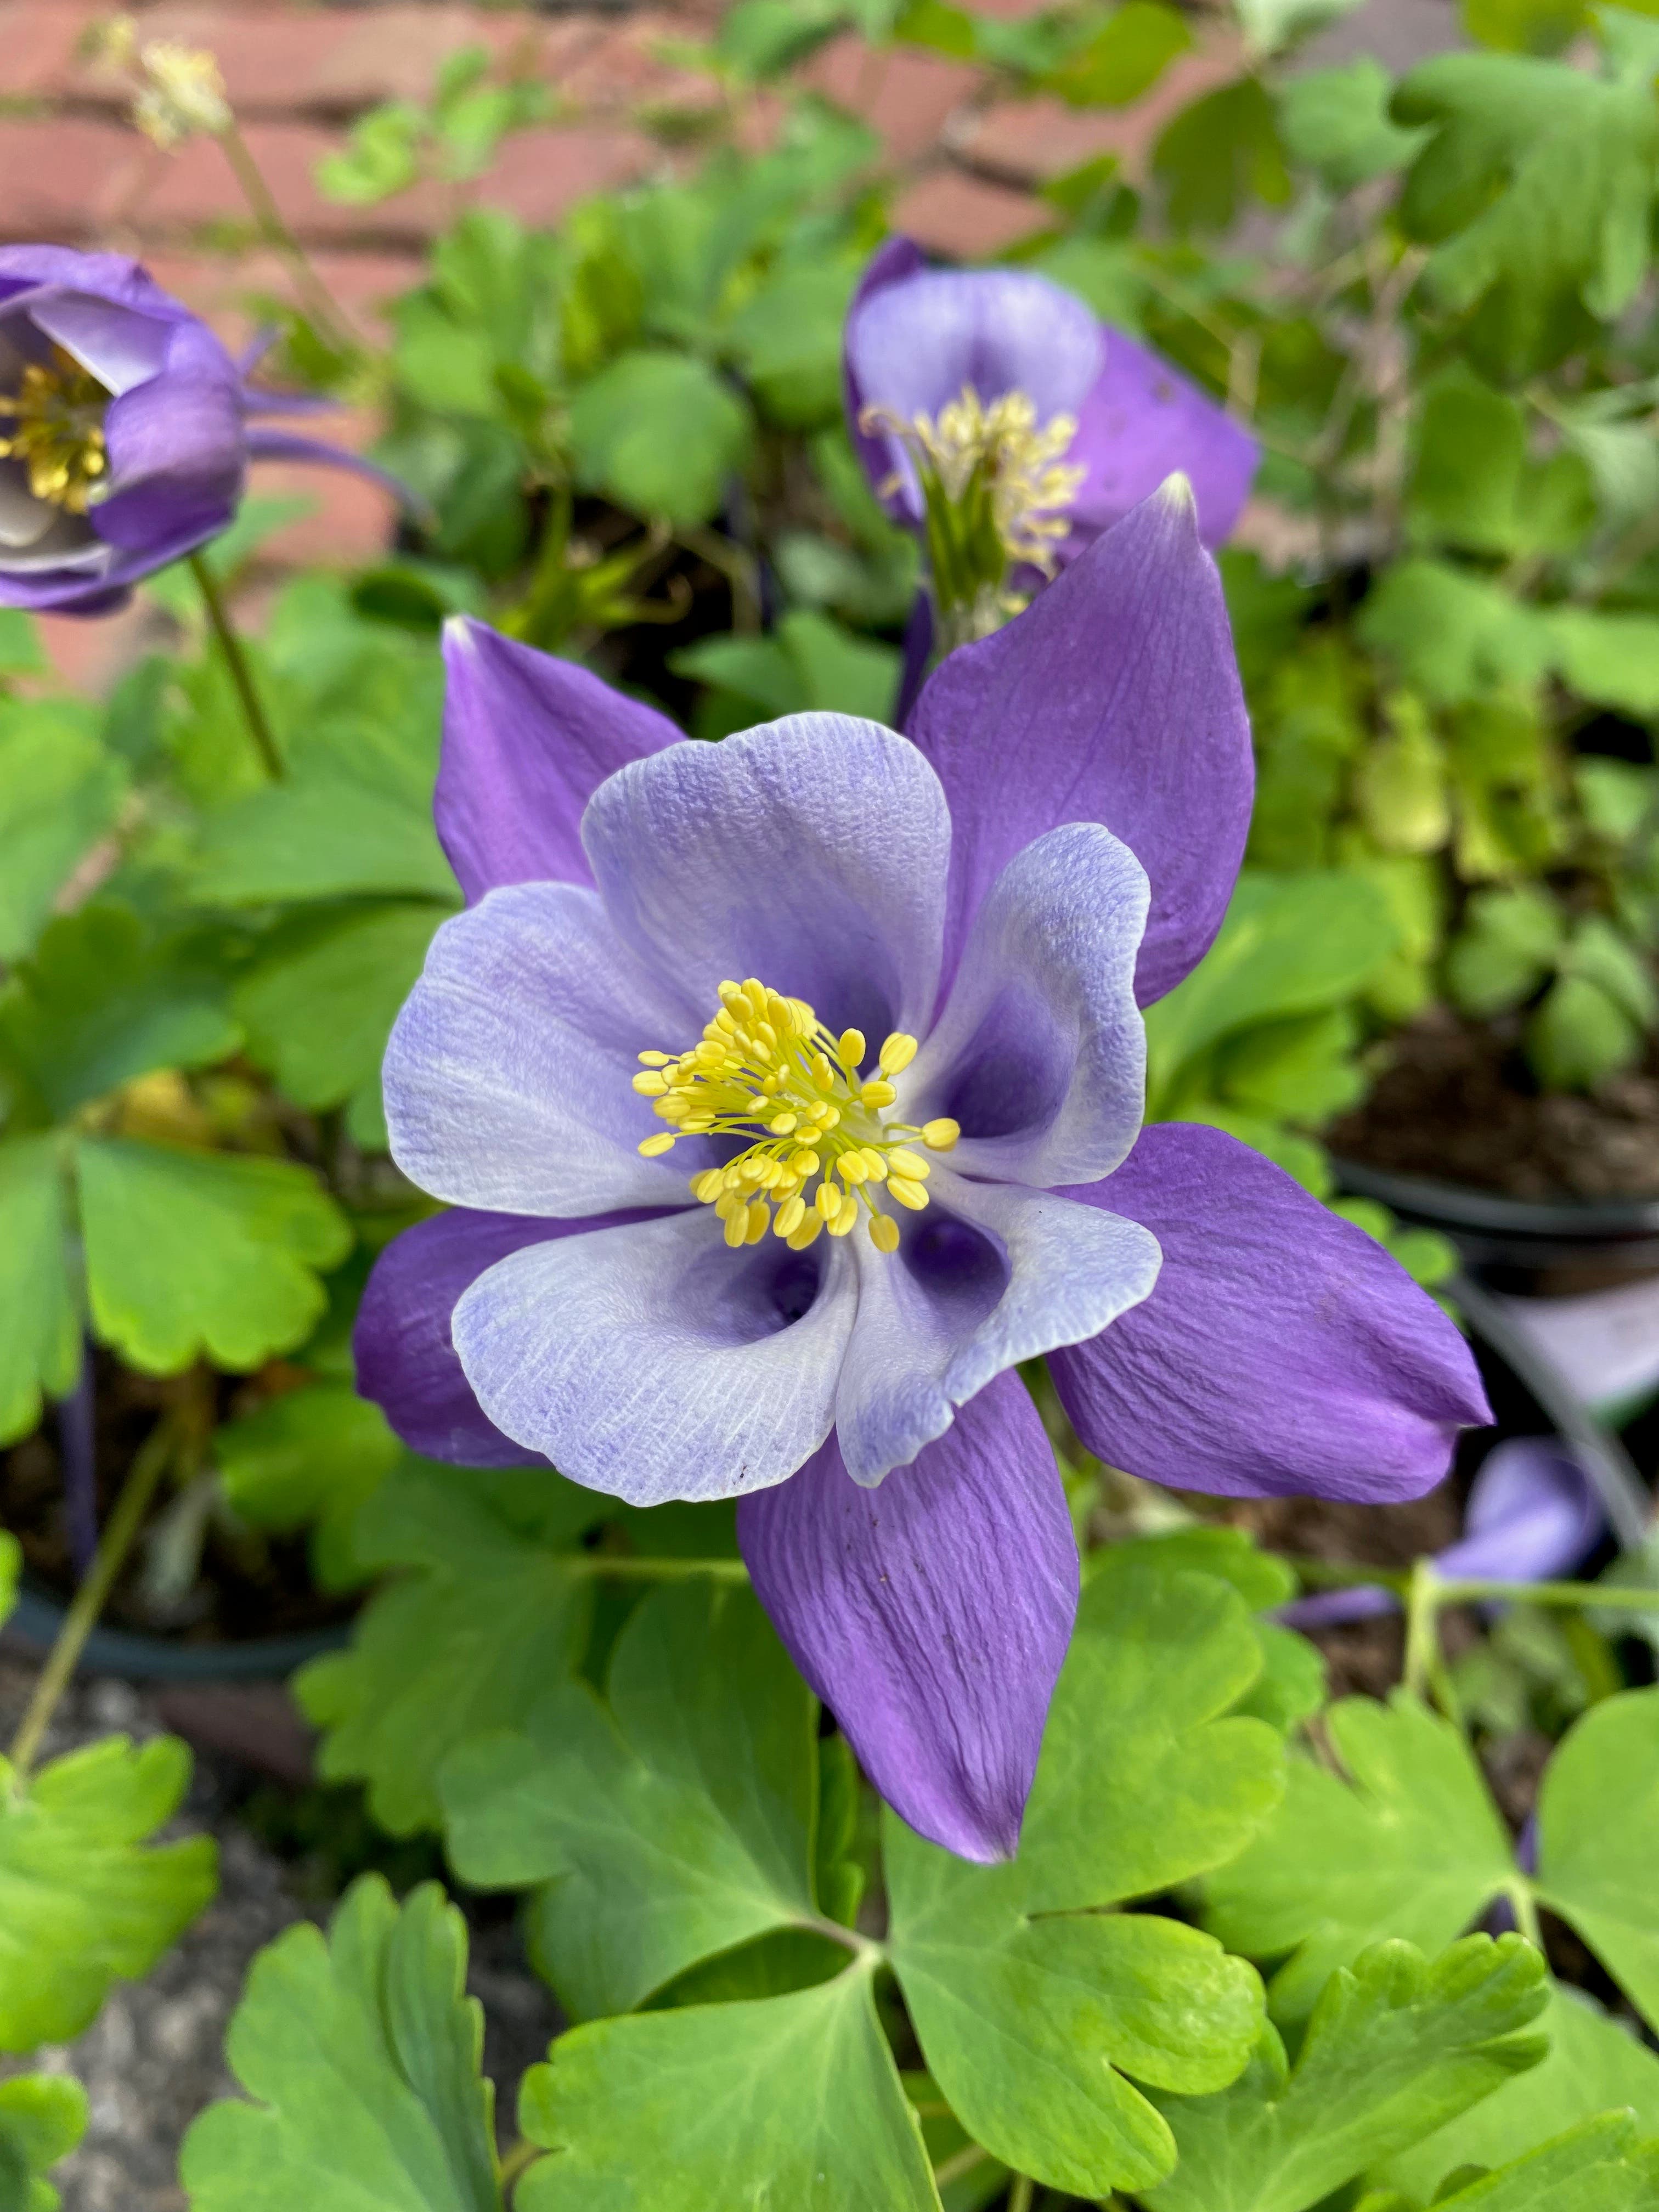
{"left": 0, "top": 352, "right": 110, "bottom": 514}
{"left": 88, "top": 18, "right": 231, "bottom": 147}
{"left": 635, "top": 978, "right": 960, "bottom": 1257}
{"left": 861, "top": 383, "right": 1086, "bottom": 573}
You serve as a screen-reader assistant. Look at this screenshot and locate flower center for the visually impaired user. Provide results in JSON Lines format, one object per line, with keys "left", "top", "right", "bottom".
{"left": 634, "top": 977, "right": 960, "bottom": 1256}
{"left": 861, "top": 382, "right": 1086, "bottom": 575}
{"left": 0, "top": 351, "right": 111, "bottom": 514}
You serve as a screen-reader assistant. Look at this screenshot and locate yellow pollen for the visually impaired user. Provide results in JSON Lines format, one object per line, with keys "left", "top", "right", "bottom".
{"left": 637, "top": 977, "right": 945, "bottom": 1260}
{"left": 0, "top": 351, "right": 111, "bottom": 515}
{"left": 858, "top": 382, "right": 1085, "bottom": 575}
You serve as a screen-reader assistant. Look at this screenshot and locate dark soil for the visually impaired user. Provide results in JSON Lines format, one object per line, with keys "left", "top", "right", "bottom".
{"left": 0, "top": 1354, "right": 353, "bottom": 1646}
{"left": 1329, "top": 1006, "right": 1659, "bottom": 1201}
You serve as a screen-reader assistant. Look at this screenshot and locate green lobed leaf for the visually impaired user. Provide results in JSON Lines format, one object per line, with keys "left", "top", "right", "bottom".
{"left": 1278, "top": 60, "right": 1426, "bottom": 190}
{"left": 1357, "top": 562, "right": 1555, "bottom": 706}
{"left": 883, "top": 1557, "right": 1283, "bottom": 2197}
{"left": 0, "top": 1735, "right": 216, "bottom": 2050}
{"left": 0, "top": 1137, "right": 80, "bottom": 1448}
{"left": 1426, "top": 2112, "right": 1659, "bottom": 2210}
{"left": 296, "top": 1463, "right": 601, "bottom": 1835}
{"left": 232, "top": 900, "right": 449, "bottom": 1143}
{"left": 77, "top": 1138, "right": 352, "bottom": 1375}
{"left": 1203, "top": 1693, "right": 1516, "bottom": 2027}
{"left": 567, "top": 350, "right": 754, "bottom": 529}
{"left": 0, "top": 699, "right": 126, "bottom": 963}
{"left": 1533, "top": 1686, "right": 1659, "bottom": 2036}
{"left": 0, "top": 2074, "right": 89, "bottom": 2212}
{"left": 439, "top": 1579, "right": 820, "bottom": 2021}
{"left": 1380, "top": 1982, "right": 1659, "bottom": 2198}
{"left": 721, "top": 259, "right": 859, "bottom": 428}
{"left": 1142, "top": 1934, "right": 1549, "bottom": 2212}
{"left": 0, "top": 905, "right": 240, "bottom": 1126}
{"left": 514, "top": 1961, "right": 942, "bottom": 2211}
{"left": 179, "top": 1876, "right": 500, "bottom": 2212}
{"left": 1393, "top": 50, "right": 1659, "bottom": 375}
{"left": 213, "top": 1382, "right": 403, "bottom": 1591}
{"left": 1144, "top": 870, "right": 1398, "bottom": 1112}
{"left": 1153, "top": 76, "right": 1293, "bottom": 235}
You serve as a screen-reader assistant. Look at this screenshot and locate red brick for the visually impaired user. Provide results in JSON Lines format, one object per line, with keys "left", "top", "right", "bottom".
{"left": 34, "top": 600, "right": 159, "bottom": 698}
{"left": 953, "top": 33, "right": 1248, "bottom": 187}
{"left": 558, "top": 10, "right": 716, "bottom": 114}
{"left": 141, "top": 243, "right": 420, "bottom": 344}
{"left": 0, "top": 119, "right": 153, "bottom": 241}
{"left": 5, "top": 1, "right": 100, "bottom": 97}
{"left": 131, "top": 120, "right": 450, "bottom": 244}
{"left": 889, "top": 167, "right": 1049, "bottom": 259}
{"left": 479, "top": 123, "right": 659, "bottom": 226}
{"left": 802, "top": 34, "right": 984, "bottom": 167}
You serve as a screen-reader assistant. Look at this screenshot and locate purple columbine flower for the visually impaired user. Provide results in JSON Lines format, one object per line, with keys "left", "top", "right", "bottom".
{"left": 356, "top": 479, "right": 1488, "bottom": 1863}
{"left": 844, "top": 238, "right": 1260, "bottom": 578}
{"left": 1279, "top": 1436, "right": 1605, "bottom": 1631}
{"left": 0, "top": 246, "right": 382, "bottom": 614}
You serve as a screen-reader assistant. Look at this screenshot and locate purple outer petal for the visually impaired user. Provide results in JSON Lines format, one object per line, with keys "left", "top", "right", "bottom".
{"left": 96, "top": 321, "right": 244, "bottom": 553}
{"left": 436, "top": 618, "right": 681, "bottom": 905}
{"left": 243, "top": 425, "right": 414, "bottom": 507}
{"left": 842, "top": 238, "right": 929, "bottom": 525}
{"left": 843, "top": 251, "right": 1104, "bottom": 529}
{"left": 1438, "top": 1437, "right": 1604, "bottom": 1584}
{"left": 737, "top": 1368, "right": 1077, "bottom": 1863}
{"left": 1066, "top": 330, "right": 1259, "bottom": 556}
{"left": 1049, "top": 1122, "right": 1492, "bottom": 1504}
{"left": 354, "top": 1207, "right": 622, "bottom": 1469}
{"left": 906, "top": 479, "right": 1252, "bottom": 1011}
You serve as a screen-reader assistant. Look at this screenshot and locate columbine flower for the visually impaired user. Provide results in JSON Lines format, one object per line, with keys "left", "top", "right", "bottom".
{"left": 844, "top": 238, "right": 1260, "bottom": 642}
{"left": 356, "top": 481, "right": 1487, "bottom": 1862}
{"left": 1278, "top": 1437, "right": 1604, "bottom": 1630}
{"left": 0, "top": 246, "right": 389, "bottom": 614}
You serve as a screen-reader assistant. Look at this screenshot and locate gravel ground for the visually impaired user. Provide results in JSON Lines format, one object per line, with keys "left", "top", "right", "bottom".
{"left": 0, "top": 1663, "right": 558, "bottom": 2212}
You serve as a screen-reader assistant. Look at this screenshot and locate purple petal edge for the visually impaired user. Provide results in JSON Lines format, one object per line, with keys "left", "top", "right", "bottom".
{"left": 738, "top": 1369, "right": 1077, "bottom": 1863}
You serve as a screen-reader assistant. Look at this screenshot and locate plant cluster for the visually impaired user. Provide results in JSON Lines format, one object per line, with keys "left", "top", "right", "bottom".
{"left": 2, "top": 3, "right": 1659, "bottom": 2207}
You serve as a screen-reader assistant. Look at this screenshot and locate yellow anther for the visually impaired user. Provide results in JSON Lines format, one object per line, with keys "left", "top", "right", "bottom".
{"left": 868, "top": 1214, "right": 900, "bottom": 1253}
{"left": 639, "top": 975, "right": 939, "bottom": 1263}
{"left": 922, "top": 1118, "right": 961, "bottom": 1150}
{"left": 638, "top": 1132, "right": 676, "bottom": 1156}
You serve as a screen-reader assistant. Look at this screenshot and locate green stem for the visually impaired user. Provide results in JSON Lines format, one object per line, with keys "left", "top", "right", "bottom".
{"left": 1504, "top": 1876, "right": 1544, "bottom": 1951}
{"left": 190, "top": 552, "right": 284, "bottom": 782}
{"left": 1007, "top": 2177, "right": 1036, "bottom": 2212}
{"left": 932, "top": 2144, "right": 989, "bottom": 2190}
{"left": 1285, "top": 1555, "right": 1411, "bottom": 1594}
{"left": 1437, "top": 1576, "right": 1659, "bottom": 1612}
{"left": 566, "top": 1554, "right": 749, "bottom": 1584}
{"left": 8, "top": 1413, "right": 178, "bottom": 1780}
{"left": 218, "top": 123, "right": 358, "bottom": 357}
{"left": 498, "top": 2138, "right": 544, "bottom": 2192}
{"left": 1402, "top": 1558, "right": 1443, "bottom": 1704}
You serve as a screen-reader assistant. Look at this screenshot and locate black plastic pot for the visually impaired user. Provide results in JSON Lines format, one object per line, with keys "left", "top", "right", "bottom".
{"left": 1, "top": 1582, "right": 348, "bottom": 1682}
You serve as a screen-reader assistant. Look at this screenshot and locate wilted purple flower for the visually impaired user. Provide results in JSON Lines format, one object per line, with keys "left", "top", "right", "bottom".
{"left": 1279, "top": 1437, "right": 1604, "bottom": 1630}
{"left": 0, "top": 246, "right": 381, "bottom": 614}
{"left": 843, "top": 238, "right": 1260, "bottom": 577}
{"left": 356, "top": 481, "right": 1487, "bottom": 1863}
